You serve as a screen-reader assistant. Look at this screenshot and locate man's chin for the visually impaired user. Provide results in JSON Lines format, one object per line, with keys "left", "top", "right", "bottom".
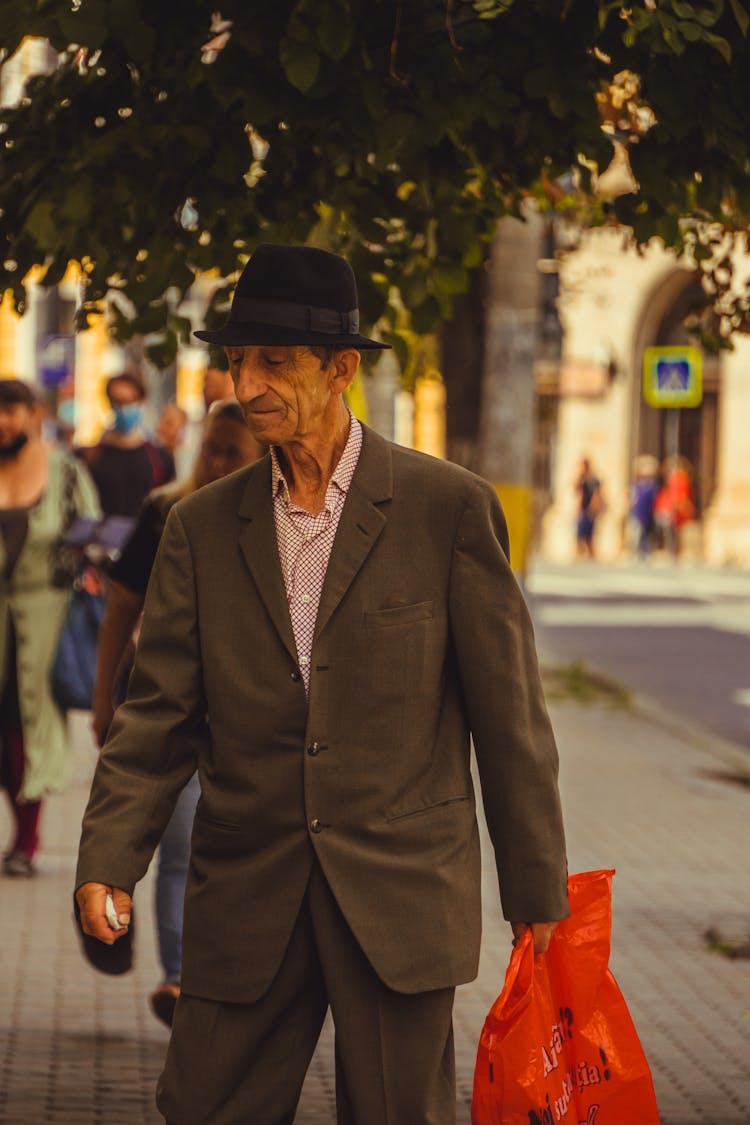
{"left": 246, "top": 411, "right": 286, "bottom": 440}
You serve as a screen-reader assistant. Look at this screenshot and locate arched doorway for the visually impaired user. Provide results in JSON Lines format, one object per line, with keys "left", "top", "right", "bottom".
{"left": 633, "top": 276, "right": 719, "bottom": 518}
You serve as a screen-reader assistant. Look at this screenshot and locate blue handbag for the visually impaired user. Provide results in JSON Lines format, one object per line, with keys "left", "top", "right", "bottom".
{"left": 51, "top": 570, "right": 105, "bottom": 712}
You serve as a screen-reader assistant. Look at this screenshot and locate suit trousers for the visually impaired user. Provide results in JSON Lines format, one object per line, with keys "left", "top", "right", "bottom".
{"left": 156, "top": 861, "right": 457, "bottom": 1125}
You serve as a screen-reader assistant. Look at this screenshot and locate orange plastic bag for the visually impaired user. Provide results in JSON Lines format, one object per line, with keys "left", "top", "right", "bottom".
{"left": 472, "top": 869, "right": 660, "bottom": 1125}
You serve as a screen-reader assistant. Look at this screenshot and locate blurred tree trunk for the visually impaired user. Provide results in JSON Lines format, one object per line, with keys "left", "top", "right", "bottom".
{"left": 439, "top": 211, "right": 543, "bottom": 572}
{"left": 477, "top": 210, "right": 542, "bottom": 484}
{"left": 439, "top": 263, "right": 488, "bottom": 471}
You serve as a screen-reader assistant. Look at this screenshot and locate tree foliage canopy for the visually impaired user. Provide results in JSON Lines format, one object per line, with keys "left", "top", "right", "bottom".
{"left": 1, "top": 0, "right": 749, "bottom": 364}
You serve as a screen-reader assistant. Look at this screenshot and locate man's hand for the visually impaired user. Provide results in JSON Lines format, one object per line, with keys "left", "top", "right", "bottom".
{"left": 76, "top": 882, "right": 132, "bottom": 944}
{"left": 511, "top": 921, "right": 557, "bottom": 954}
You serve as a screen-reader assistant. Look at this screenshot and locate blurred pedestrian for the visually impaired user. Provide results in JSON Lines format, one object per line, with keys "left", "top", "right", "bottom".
{"left": 0, "top": 379, "right": 99, "bottom": 877}
{"left": 202, "top": 360, "right": 235, "bottom": 410}
{"left": 629, "top": 454, "right": 659, "bottom": 559}
{"left": 574, "top": 456, "right": 604, "bottom": 558}
{"left": 75, "top": 243, "right": 568, "bottom": 1124}
{"left": 654, "top": 455, "right": 695, "bottom": 558}
{"left": 155, "top": 401, "right": 190, "bottom": 478}
{"left": 76, "top": 372, "right": 175, "bottom": 518}
{"left": 55, "top": 396, "right": 77, "bottom": 450}
{"left": 155, "top": 401, "right": 188, "bottom": 456}
{"left": 91, "top": 401, "right": 264, "bottom": 1025}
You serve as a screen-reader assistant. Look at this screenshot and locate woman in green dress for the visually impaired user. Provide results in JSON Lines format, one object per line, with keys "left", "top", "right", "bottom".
{"left": 0, "top": 379, "right": 99, "bottom": 876}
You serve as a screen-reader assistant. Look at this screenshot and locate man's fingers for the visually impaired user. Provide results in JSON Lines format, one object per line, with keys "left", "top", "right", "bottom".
{"left": 111, "top": 887, "right": 132, "bottom": 928}
{"left": 76, "top": 882, "right": 132, "bottom": 944}
{"left": 510, "top": 921, "right": 528, "bottom": 946}
{"left": 530, "top": 921, "right": 557, "bottom": 954}
{"left": 509, "top": 920, "right": 558, "bottom": 954}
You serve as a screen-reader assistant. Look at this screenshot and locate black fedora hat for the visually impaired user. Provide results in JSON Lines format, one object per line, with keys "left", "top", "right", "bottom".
{"left": 194, "top": 244, "right": 390, "bottom": 351}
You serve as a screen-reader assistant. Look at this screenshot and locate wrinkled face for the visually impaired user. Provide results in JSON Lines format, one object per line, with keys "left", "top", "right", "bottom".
{"left": 0, "top": 402, "right": 34, "bottom": 450}
{"left": 225, "top": 345, "right": 334, "bottom": 447}
{"left": 194, "top": 415, "right": 263, "bottom": 487}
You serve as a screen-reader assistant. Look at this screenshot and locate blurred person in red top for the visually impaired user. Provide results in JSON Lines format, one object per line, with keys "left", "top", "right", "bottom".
{"left": 654, "top": 455, "right": 695, "bottom": 557}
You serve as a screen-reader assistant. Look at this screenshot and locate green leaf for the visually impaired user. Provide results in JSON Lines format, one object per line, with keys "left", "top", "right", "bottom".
{"left": 678, "top": 20, "right": 703, "bottom": 41}
{"left": 548, "top": 90, "right": 569, "bottom": 119}
{"left": 462, "top": 241, "right": 484, "bottom": 268}
{"left": 410, "top": 296, "right": 441, "bottom": 335}
{"left": 317, "top": 2, "right": 353, "bottom": 61}
{"left": 279, "top": 39, "right": 320, "bottom": 93}
{"left": 693, "top": 2, "right": 724, "bottom": 26}
{"left": 434, "top": 262, "right": 468, "bottom": 295}
{"left": 704, "top": 31, "right": 733, "bottom": 61}
{"left": 379, "top": 328, "right": 410, "bottom": 372}
{"left": 670, "top": 1, "right": 698, "bottom": 18}
{"left": 145, "top": 329, "right": 178, "bottom": 370}
{"left": 729, "top": 0, "right": 750, "bottom": 35}
{"left": 662, "top": 26, "right": 687, "bottom": 53}
{"left": 25, "top": 201, "right": 58, "bottom": 248}
{"left": 523, "top": 68, "right": 551, "bottom": 98}
{"left": 59, "top": 183, "right": 92, "bottom": 223}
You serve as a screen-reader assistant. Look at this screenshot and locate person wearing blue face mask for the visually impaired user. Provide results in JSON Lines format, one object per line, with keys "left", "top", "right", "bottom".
{"left": 76, "top": 373, "right": 175, "bottom": 520}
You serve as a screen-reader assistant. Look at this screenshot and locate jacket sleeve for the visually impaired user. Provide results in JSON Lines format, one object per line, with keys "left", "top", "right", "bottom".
{"left": 75, "top": 505, "right": 208, "bottom": 894}
{"left": 448, "top": 477, "right": 569, "bottom": 923}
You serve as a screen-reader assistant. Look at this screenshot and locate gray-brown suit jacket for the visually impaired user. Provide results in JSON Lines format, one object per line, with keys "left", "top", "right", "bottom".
{"left": 76, "top": 426, "right": 568, "bottom": 1002}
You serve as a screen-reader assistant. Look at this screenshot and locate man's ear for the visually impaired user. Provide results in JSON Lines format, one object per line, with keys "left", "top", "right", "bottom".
{"left": 329, "top": 349, "right": 361, "bottom": 397}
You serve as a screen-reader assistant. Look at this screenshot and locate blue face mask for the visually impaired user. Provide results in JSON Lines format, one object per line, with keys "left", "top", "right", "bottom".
{"left": 112, "top": 403, "right": 143, "bottom": 434}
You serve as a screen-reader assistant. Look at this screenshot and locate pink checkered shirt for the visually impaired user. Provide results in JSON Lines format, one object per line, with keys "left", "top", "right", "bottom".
{"left": 271, "top": 414, "right": 363, "bottom": 693}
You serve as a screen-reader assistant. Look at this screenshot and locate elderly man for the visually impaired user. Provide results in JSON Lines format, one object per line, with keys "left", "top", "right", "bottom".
{"left": 75, "top": 243, "right": 568, "bottom": 1125}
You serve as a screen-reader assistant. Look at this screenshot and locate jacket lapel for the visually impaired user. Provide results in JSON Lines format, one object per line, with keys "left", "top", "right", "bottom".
{"left": 237, "top": 457, "right": 298, "bottom": 663}
{"left": 313, "top": 426, "right": 393, "bottom": 642}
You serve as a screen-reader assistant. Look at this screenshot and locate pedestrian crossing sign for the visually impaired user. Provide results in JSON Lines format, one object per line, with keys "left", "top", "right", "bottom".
{"left": 643, "top": 346, "right": 702, "bottom": 408}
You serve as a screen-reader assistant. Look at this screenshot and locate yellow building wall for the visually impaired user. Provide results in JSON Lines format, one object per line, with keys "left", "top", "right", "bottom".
{"left": 0, "top": 294, "right": 19, "bottom": 379}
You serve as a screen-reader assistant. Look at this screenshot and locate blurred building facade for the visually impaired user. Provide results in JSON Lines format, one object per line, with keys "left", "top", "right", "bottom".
{"left": 536, "top": 227, "right": 750, "bottom": 566}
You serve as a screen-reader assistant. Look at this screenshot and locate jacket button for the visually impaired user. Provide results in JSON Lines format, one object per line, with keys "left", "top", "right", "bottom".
{"left": 310, "top": 818, "right": 322, "bottom": 833}
{"left": 290, "top": 670, "right": 301, "bottom": 682}
{"left": 307, "top": 741, "right": 320, "bottom": 756}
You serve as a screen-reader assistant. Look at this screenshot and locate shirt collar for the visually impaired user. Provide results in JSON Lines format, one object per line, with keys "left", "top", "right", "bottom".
{"left": 270, "top": 412, "right": 363, "bottom": 507}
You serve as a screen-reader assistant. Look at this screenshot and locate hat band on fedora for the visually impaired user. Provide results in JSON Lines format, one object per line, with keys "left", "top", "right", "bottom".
{"left": 230, "top": 297, "right": 360, "bottom": 335}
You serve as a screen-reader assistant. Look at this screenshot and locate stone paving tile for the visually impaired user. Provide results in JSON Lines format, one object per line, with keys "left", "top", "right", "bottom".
{"left": 1, "top": 704, "right": 749, "bottom": 1123}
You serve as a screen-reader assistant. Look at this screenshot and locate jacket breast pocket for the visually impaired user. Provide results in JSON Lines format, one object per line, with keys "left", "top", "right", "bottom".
{"left": 364, "top": 600, "right": 434, "bottom": 628}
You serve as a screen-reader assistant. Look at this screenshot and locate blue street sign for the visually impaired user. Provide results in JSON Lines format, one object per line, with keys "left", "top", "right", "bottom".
{"left": 643, "top": 346, "right": 702, "bottom": 408}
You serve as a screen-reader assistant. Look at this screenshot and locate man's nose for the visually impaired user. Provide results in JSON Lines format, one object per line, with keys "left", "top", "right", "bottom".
{"left": 233, "top": 356, "right": 268, "bottom": 402}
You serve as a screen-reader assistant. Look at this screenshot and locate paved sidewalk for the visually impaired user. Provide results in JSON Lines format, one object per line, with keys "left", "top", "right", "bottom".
{"left": 1, "top": 699, "right": 749, "bottom": 1124}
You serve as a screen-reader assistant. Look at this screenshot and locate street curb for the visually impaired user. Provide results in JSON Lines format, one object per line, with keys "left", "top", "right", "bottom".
{"left": 540, "top": 651, "right": 750, "bottom": 774}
